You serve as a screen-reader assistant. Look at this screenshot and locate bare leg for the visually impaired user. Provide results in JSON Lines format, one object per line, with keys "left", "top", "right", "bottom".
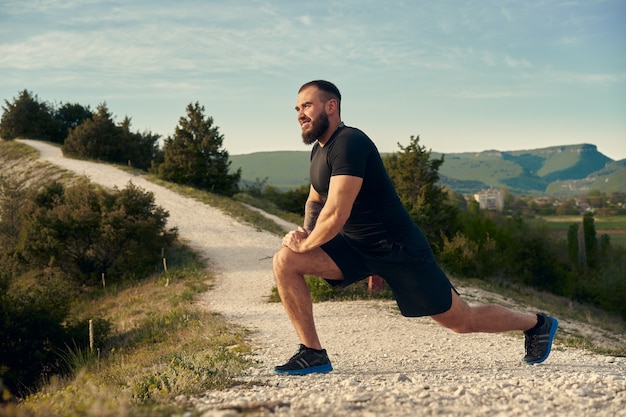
{"left": 431, "top": 289, "right": 537, "bottom": 333}
{"left": 272, "top": 246, "right": 343, "bottom": 350}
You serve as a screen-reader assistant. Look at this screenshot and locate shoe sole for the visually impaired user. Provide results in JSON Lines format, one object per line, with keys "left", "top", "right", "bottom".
{"left": 273, "top": 363, "right": 333, "bottom": 375}
{"left": 524, "top": 317, "right": 559, "bottom": 365}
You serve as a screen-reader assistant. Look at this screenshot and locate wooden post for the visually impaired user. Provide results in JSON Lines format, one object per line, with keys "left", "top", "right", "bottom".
{"left": 89, "top": 319, "right": 94, "bottom": 352}
{"left": 101, "top": 272, "right": 105, "bottom": 288}
{"left": 368, "top": 275, "right": 384, "bottom": 296}
{"left": 162, "top": 247, "right": 168, "bottom": 286}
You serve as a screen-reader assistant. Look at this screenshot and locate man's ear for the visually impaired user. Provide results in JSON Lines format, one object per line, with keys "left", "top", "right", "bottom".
{"left": 326, "top": 98, "right": 338, "bottom": 114}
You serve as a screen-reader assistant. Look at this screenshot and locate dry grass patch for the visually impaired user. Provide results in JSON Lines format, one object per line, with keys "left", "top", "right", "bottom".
{"left": 8, "top": 251, "right": 253, "bottom": 417}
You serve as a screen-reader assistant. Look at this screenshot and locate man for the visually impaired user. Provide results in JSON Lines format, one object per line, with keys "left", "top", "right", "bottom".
{"left": 272, "top": 80, "right": 558, "bottom": 375}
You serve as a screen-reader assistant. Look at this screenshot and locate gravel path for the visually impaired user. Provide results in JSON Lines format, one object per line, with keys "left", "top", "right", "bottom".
{"left": 21, "top": 140, "right": 626, "bottom": 417}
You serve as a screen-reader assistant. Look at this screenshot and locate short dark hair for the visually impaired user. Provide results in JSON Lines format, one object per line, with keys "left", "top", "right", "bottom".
{"left": 299, "top": 80, "right": 341, "bottom": 112}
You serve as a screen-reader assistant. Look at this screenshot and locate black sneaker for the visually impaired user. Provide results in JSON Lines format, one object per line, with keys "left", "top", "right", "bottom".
{"left": 273, "top": 344, "right": 333, "bottom": 375}
{"left": 523, "top": 313, "right": 558, "bottom": 365}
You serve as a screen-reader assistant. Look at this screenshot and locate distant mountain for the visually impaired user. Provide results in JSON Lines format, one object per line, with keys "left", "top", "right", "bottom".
{"left": 434, "top": 144, "right": 614, "bottom": 194}
{"left": 230, "top": 151, "right": 311, "bottom": 189}
{"left": 545, "top": 159, "right": 626, "bottom": 195}
{"left": 230, "top": 144, "right": 621, "bottom": 195}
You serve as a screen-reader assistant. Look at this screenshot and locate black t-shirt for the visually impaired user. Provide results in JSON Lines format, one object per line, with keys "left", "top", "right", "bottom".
{"left": 310, "top": 125, "right": 415, "bottom": 247}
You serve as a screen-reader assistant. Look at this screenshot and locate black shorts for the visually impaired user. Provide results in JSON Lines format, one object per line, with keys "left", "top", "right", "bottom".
{"left": 320, "top": 226, "right": 454, "bottom": 317}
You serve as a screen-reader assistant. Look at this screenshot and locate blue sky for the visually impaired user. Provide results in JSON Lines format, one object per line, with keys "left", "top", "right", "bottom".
{"left": 1, "top": 0, "right": 625, "bottom": 160}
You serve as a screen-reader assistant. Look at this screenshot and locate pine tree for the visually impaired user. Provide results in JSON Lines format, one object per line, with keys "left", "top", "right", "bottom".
{"left": 158, "top": 102, "right": 241, "bottom": 196}
{"left": 62, "top": 103, "right": 120, "bottom": 160}
{"left": 567, "top": 223, "right": 580, "bottom": 266}
{"left": 0, "top": 90, "right": 60, "bottom": 141}
{"left": 583, "top": 212, "right": 598, "bottom": 268}
{"left": 383, "top": 135, "right": 458, "bottom": 250}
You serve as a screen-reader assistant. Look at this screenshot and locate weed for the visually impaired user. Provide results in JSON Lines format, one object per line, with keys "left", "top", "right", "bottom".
{"left": 56, "top": 342, "right": 99, "bottom": 374}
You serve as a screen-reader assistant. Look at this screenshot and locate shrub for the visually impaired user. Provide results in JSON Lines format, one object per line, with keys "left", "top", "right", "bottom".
{"left": 0, "top": 269, "right": 75, "bottom": 394}
{"left": 19, "top": 179, "right": 178, "bottom": 285}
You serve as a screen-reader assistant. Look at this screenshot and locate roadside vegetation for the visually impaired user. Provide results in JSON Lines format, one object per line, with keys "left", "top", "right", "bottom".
{"left": 1, "top": 90, "right": 625, "bottom": 416}
{"left": 4, "top": 247, "right": 252, "bottom": 417}
{"left": 0, "top": 141, "right": 252, "bottom": 417}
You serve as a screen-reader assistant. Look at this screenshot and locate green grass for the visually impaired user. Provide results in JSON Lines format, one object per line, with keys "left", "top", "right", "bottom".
{"left": 233, "top": 192, "right": 303, "bottom": 226}
{"left": 532, "top": 215, "right": 626, "bottom": 247}
{"left": 439, "top": 158, "right": 524, "bottom": 189}
{"left": 535, "top": 146, "right": 580, "bottom": 177}
{"left": 535, "top": 215, "right": 626, "bottom": 230}
{"left": 146, "top": 177, "right": 287, "bottom": 236}
{"left": 7, "top": 246, "right": 252, "bottom": 417}
{"left": 230, "top": 151, "right": 310, "bottom": 190}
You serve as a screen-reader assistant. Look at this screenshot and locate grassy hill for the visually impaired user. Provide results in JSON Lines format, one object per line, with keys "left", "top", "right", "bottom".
{"left": 231, "top": 151, "right": 311, "bottom": 190}
{"left": 231, "top": 143, "right": 621, "bottom": 195}
{"left": 546, "top": 159, "right": 626, "bottom": 194}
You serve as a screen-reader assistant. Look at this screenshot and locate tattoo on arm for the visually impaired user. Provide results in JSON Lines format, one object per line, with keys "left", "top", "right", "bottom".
{"left": 303, "top": 201, "right": 323, "bottom": 232}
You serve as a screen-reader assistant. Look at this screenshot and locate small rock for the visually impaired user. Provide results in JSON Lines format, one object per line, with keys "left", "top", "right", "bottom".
{"left": 201, "top": 410, "right": 239, "bottom": 417}
{"left": 344, "top": 393, "right": 372, "bottom": 402}
{"left": 394, "top": 374, "right": 412, "bottom": 383}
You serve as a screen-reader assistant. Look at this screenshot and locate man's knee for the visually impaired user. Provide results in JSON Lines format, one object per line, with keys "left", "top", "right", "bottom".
{"left": 273, "top": 247, "right": 296, "bottom": 274}
{"left": 272, "top": 248, "right": 286, "bottom": 271}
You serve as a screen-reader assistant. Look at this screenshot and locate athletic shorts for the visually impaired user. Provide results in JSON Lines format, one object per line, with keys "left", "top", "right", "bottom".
{"left": 320, "top": 225, "right": 454, "bottom": 317}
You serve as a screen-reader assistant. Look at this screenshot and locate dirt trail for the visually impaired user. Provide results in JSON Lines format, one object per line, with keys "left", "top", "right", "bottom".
{"left": 20, "top": 139, "right": 626, "bottom": 417}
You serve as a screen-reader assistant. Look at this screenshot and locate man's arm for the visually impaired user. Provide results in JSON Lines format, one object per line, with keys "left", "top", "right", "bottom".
{"left": 303, "top": 185, "right": 324, "bottom": 232}
{"left": 283, "top": 175, "right": 362, "bottom": 253}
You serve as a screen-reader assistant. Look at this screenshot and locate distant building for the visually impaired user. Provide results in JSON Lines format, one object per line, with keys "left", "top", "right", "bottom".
{"left": 474, "top": 189, "right": 504, "bottom": 212}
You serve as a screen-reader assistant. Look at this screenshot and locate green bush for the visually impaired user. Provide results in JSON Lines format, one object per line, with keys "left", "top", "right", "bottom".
{"left": 19, "top": 179, "right": 178, "bottom": 285}
{"left": 62, "top": 104, "right": 161, "bottom": 171}
{"left": 440, "top": 232, "right": 498, "bottom": 278}
{"left": 0, "top": 269, "right": 76, "bottom": 394}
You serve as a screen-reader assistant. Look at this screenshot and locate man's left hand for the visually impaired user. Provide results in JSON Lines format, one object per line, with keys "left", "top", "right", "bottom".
{"left": 282, "top": 227, "right": 310, "bottom": 253}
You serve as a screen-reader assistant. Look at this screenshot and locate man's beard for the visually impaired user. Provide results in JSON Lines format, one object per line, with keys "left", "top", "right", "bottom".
{"left": 301, "top": 112, "right": 329, "bottom": 145}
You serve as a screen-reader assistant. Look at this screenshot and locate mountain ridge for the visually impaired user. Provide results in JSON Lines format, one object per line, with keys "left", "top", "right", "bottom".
{"left": 230, "top": 143, "right": 623, "bottom": 195}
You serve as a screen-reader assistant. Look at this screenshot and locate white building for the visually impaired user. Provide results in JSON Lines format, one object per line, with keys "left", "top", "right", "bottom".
{"left": 474, "top": 189, "right": 504, "bottom": 212}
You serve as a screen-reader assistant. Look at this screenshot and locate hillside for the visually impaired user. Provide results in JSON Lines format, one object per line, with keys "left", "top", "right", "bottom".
{"left": 230, "top": 143, "right": 621, "bottom": 195}
{"left": 231, "top": 151, "right": 311, "bottom": 189}
{"left": 546, "top": 159, "right": 626, "bottom": 194}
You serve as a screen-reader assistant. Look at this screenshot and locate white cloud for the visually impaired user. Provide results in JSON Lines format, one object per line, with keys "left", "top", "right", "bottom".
{"left": 556, "top": 36, "right": 579, "bottom": 46}
{"left": 543, "top": 69, "right": 626, "bottom": 84}
{"left": 447, "top": 89, "right": 538, "bottom": 99}
{"left": 504, "top": 55, "right": 532, "bottom": 69}
{"left": 298, "top": 15, "right": 312, "bottom": 26}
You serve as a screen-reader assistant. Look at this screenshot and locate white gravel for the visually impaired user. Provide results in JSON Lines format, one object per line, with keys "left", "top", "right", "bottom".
{"left": 21, "top": 139, "right": 626, "bottom": 417}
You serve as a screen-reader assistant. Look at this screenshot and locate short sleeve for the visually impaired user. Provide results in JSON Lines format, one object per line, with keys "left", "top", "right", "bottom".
{"left": 328, "top": 130, "right": 371, "bottom": 178}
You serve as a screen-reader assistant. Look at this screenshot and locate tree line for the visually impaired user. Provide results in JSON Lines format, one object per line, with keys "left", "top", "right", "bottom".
{"left": 0, "top": 89, "right": 240, "bottom": 196}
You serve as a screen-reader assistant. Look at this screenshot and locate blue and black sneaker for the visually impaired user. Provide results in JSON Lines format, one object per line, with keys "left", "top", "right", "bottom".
{"left": 523, "top": 313, "right": 558, "bottom": 365}
{"left": 274, "top": 344, "right": 333, "bottom": 375}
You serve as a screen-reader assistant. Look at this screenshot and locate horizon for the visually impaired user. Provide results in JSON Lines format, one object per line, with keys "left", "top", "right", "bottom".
{"left": 1, "top": 1, "right": 625, "bottom": 161}
{"left": 230, "top": 142, "right": 621, "bottom": 162}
